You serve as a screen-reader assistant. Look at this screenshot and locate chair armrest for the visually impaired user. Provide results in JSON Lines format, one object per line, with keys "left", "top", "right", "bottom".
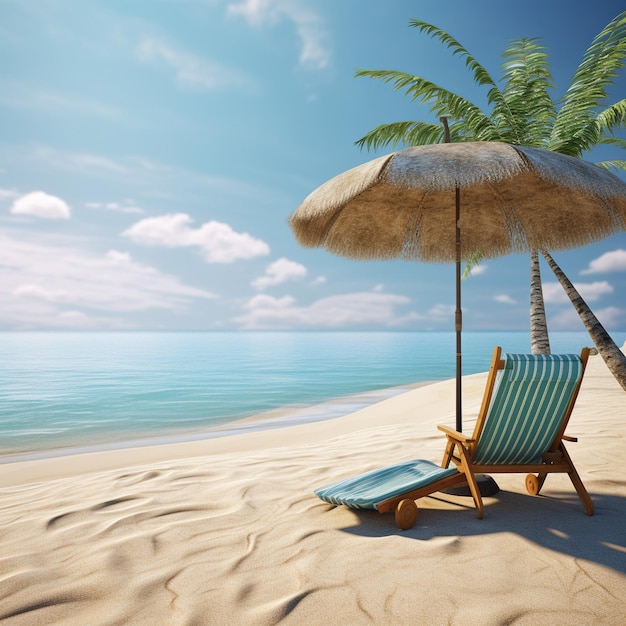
{"left": 437, "top": 424, "right": 475, "bottom": 444}
{"left": 562, "top": 434, "right": 578, "bottom": 442}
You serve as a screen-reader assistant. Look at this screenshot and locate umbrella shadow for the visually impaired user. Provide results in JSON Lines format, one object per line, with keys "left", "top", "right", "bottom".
{"left": 339, "top": 484, "right": 626, "bottom": 575}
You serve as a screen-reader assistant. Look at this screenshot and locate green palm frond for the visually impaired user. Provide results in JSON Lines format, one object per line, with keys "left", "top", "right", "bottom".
{"left": 594, "top": 159, "right": 626, "bottom": 171}
{"left": 356, "top": 121, "right": 440, "bottom": 151}
{"left": 596, "top": 135, "right": 626, "bottom": 149}
{"left": 355, "top": 14, "right": 625, "bottom": 175}
{"left": 496, "top": 38, "right": 556, "bottom": 146}
{"left": 556, "top": 98, "right": 626, "bottom": 157}
{"left": 550, "top": 11, "right": 626, "bottom": 155}
{"left": 356, "top": 121, "right": 438, "bottom": 151}
{"left": 462, "top": 250, "right": 484, "bottom": 280}
{"left": 408, "top": 21, "right": 495, "bottom": 89}
{"left": 408, "top": 21, "right": 513, "bottom": 116}
{"left": 355, "top": 69, "right": 501, "bottom": 141}
{"left": 355, "top": 120, "right": 473, "bottom": 151}
{"left": 595, "top": 99, "right": 626, "bottom": 133}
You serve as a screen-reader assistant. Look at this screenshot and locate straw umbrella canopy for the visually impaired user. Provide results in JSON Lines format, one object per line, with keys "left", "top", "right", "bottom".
{"left": 289, "top": 141, "right": 626, "bottom": 430}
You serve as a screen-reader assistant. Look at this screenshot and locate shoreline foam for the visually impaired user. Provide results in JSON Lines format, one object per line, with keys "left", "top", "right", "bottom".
{"left": 0, "top": 381, "right": 433, "bottom": 466}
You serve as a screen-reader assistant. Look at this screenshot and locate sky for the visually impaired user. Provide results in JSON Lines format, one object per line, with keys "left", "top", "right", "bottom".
{"left": 0, "top": 0, "right": 625, "bottom": 332}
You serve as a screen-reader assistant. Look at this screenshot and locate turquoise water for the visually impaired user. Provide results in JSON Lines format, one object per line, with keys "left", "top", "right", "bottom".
{"left": 0, "top": 331, "right": 616, "bottom": 459}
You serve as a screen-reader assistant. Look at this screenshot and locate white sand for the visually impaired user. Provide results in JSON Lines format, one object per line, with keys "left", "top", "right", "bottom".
{"left": 1, "top": 348, "right": 625, "bottom": 625}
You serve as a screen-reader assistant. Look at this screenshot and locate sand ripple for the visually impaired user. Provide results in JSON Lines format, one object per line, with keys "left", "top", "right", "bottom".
{"left": 1, "top": 354, "right": 626, "bottom": 624}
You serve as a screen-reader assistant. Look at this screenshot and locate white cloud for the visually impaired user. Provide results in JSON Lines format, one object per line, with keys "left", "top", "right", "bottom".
{"left": 123, "top": 213, "right": 270, "bottom": 263}
{"left": 468, "top": 263, "right": 487, "bottom": 276}
{"left": 591, "top": 307, "right": 624, "bottom": 328}
{"left": 4, "top": 144, "right": 282, "bottom": 208}
{"left": 235, "top": 290, "right": 411, "bottom": 329}
{"left": 549, "top": 306, "right": 624, "bottom": 331}
{"left": 581, "top": 249, "right": 626, "bottom": 274}
{"left": 227, "top": 0, "right": 277, "bottom": 25}
{"left": 227, "top": 0, "right": 331, "bottom": 70}
{"left": 494, "top": 294, "right": 517, "bottom": 305}
{"left": 252, "top": 257, "right": 307, "bottom": 290}
{"left": 56, "top": 311, "right": 93, "bottom": 328}
{"left": 0, "top": 82, "right": 126, "bottom": 121}
{"left": 0, "top": 233, "right": 215, "bottom": 329}
{"left": 23, "top": 145, "right": 130, "bottom": 178}
{"left": 13, "top": 284, "right": 72, "bottom": 302}
{"left": 137, "top": 36, "right": 256, "bottom": 91}
{"left": 246, "top": 293, "right": 296, "bottom": 309}
{"left": 543, "top": 281, "right": 614, "bottom": 304}
{"left": 427, "top": 304, "right": 455, "bottom": 319}
{"left": 0, "top": 188, "right": 19, "bottom": 200}
{"left": 86, "top": 200, "right": 144, "bottom": 215}
{"left": 10, "top": 191, "right": 71, "bottom": 219}
{"left": 106, "top": 249, "right": 132, "bottom": 264}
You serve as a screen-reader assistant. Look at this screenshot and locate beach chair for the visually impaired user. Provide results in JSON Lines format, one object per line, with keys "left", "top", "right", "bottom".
{"left": 315, "top": 346, "right": 593, "bottom": 530}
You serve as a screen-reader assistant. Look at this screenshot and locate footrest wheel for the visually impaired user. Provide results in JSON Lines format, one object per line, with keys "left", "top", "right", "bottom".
{"left": 525, "top": 474, "right": 540, "bottom": 496}
{"left": 395, "top": 499, "right": 418, "bottom": 530}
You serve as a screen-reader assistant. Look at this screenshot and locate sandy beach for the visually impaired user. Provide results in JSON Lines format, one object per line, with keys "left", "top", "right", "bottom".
{"left": 1, "top": 347, "right": 625, "bottom": 625}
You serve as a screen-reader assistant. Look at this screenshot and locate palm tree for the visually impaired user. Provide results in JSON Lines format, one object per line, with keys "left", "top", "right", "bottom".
{"left": 529, "top": 250, "right": 551, "bottom": 354}
{"left": 355, "top": 13, "right": 626, "bottom": 390}
{"left": 542, "top": 250, "right": 626, "bottom": 390}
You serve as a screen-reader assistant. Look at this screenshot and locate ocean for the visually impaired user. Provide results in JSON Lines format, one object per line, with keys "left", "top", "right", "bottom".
{"left": 0, "top": 331, "right": 617, "bottom": 460}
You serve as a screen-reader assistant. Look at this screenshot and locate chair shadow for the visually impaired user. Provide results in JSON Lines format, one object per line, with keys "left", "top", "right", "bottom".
{"left": 338, "top": 483, "right": 626, "bottom": 574}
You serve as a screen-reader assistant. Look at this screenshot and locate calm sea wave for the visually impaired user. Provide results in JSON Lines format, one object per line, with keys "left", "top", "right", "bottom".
{"left": 0, "top": 331, "right": 618, "bottom": 459}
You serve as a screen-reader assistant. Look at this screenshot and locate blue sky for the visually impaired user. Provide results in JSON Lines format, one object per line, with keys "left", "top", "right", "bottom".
{"left": 0, "top": 0, "right": 625, "bottom": 332}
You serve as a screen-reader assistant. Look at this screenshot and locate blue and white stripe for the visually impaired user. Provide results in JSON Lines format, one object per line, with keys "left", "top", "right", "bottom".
{"left": 314, "top": 459, "right": 458, "bottom": 510}
{"left": 473, "top": 353, "right": 582, "bottom": 465}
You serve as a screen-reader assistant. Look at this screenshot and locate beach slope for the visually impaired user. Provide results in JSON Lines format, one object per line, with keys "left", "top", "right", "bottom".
{"left": 1, "top": 349, "right": 625, "bottom": 625}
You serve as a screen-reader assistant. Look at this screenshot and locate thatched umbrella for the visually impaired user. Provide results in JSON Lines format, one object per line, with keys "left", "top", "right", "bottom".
{"left": 289, "top": 141, "right": 626, "bottom": 431}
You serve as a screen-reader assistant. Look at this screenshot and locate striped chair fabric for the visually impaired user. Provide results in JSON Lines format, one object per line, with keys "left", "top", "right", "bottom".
{"left": 314, "top": 459, "right": 458, "bottom": 510}
{"left": 314, "top": 351, "right": 584, "bottom": 513}
{"left": 472, "top": 353, "right": 583, "bottom": 465}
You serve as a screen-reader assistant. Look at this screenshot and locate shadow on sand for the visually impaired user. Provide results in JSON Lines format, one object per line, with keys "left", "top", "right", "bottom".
{"left": 339, "top": 482, "right": 626, "bottom": 575}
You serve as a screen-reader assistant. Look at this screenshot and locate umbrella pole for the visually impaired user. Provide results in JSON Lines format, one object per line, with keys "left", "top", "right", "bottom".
{"left": 455, "top": 186, "right": 462, "bottom": 433}
{"left": 449, "top": 185, "right": 499, "bottom": 497}
{"left": 440, "top": 117, "right": 463, "bottom": 433}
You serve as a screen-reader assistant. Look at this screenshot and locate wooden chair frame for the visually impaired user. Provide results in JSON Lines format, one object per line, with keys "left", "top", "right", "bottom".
{"left": 376, "top": 346, "right": 593, "bottom": 528}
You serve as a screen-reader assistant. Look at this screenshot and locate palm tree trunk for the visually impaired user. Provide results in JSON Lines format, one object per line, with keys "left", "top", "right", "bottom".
{"left": 542, "top": 250, "right": 626, "bottom": 392}
{"left": 530, "top": 250, "right": 551, "bottom": 354}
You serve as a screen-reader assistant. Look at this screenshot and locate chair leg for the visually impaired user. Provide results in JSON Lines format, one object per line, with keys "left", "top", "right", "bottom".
{"left": 465, "top": 472, "right": 484, "bottom": 519}
{"left": 441, "top": 440, "right": 455, "bottom": 468}
{"left": 560, "top": 444, "right": 594, "bottom": 516}
{"left": 537, "top": 473, "right": 548, "bottom": 492}
{"left": 457, "top": 450, "right": 484, "bottom": 519}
